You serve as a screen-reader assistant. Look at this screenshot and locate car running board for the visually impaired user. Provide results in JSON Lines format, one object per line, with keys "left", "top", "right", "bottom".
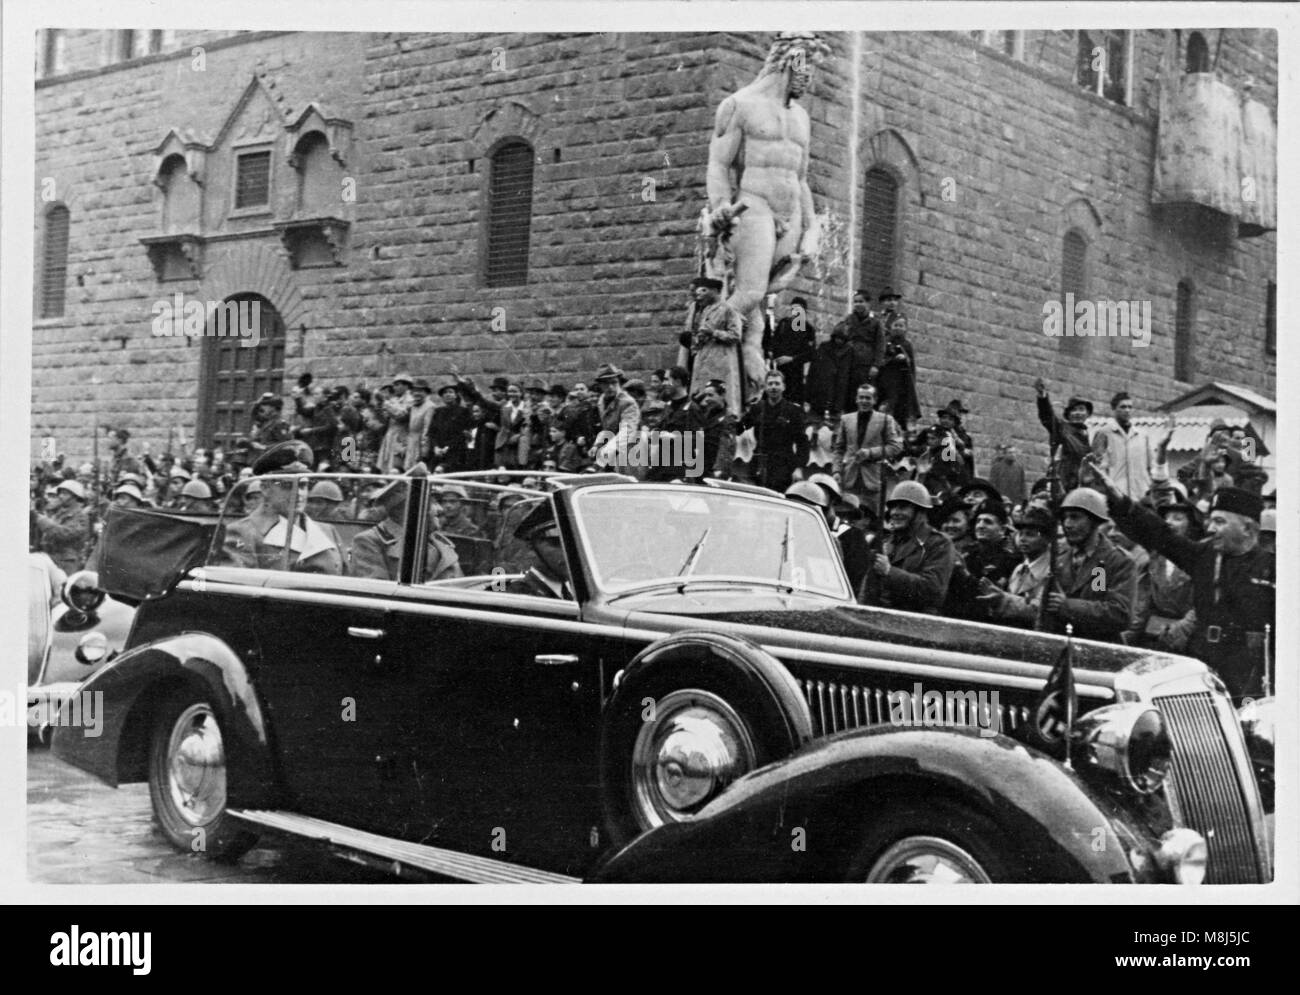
{"left": 229, "top": 809, "right": 581, "bottom": 885}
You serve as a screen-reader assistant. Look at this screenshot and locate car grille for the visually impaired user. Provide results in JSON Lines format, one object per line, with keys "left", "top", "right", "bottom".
{"left": 1154, "top": 691, "right": 1264, "bottom": 884}
{"left": 801, "top": 678, "right": 1031, "bottom": 739}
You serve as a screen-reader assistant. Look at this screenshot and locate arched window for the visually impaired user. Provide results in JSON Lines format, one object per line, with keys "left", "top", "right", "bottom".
{"left": 41, "top": 204, "right": 70, "bottom": 319}
{"left": 860, "top": 167, "right": 898, "bottom": 299}
{"left": 1186, "top": 32, "right": 1210, "bottom": 73}
{"left": 197, "top": 293, "right": 286, "bottom": 451}
{"left": 1060, "top": 229, "right": 1088, "bottom": 356}
{"left": 485, "top": 140, "right": 534, "bottom": 287}
{"left": 1175, "top": 280, "right": 1196, "bottom": 382}
{"left": 160, "top": 154, "right": 201, "bottom": 234}
{"left": 293, "top": 132, "right": 338, "bottom": 216}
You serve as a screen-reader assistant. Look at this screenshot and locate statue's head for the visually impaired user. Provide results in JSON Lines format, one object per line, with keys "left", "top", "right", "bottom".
{"left": 761, "top": 32, "right": 831, "bottom": 98}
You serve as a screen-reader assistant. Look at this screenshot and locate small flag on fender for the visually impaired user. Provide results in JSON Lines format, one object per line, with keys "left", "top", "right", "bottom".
{"left": 1027, "top": 624, "right": 1078, "bottom": 763}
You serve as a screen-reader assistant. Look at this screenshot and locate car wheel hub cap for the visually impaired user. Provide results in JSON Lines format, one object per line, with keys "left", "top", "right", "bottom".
{"left": 866, "top": 836, "right": 992, "bottom": 884}
{"left": 631, "top": 690, "right": 756, "bottom": 829}
{"left": 167, "top": 705, "right": 227, "bottom": 826}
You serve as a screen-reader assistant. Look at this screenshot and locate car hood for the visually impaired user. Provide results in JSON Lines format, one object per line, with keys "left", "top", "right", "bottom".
{"left": 613, "top": 588, "right": 1174, "bottom": 676}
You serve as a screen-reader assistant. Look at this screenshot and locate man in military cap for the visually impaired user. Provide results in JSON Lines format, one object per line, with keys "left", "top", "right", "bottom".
{"left": 35, "top": 479, "right": 91, "bottom": 576}
{"left": 685, "top": 278, "right": 745, "bottom": 417}
{"left": 502, "top": 499, "right": 573, "bottom": 599}
{"left": 236, "top": 392, "right": 294, "bottom": 467}
{"left": 112, "top": 482, "right": 149, "bottom": 510}
{"left": 178, "top": 479, "right": 217, "bottom": 514}
{"left": 859, "top": 480, "right": 956, "bottom": 613}
{"left": 349, "top": 464, "right": 461, "bottom": 582}
{"left": 1091, "top": 456, "right": 1274, "bottom": 701}
{"left": 219, "top": 441, "right": 343, "bottom": 574}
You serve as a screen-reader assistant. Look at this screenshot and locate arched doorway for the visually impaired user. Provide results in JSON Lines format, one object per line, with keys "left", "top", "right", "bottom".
{"left": 196, "top": 292, "right": 286, "bottom": 451}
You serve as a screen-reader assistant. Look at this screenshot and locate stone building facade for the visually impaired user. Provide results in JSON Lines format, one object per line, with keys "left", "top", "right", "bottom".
{"left": 33, "top": 28, "right": 1276, "bottom": 474}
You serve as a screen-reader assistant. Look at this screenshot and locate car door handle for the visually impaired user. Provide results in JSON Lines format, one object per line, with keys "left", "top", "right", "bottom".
{"left": 535, "top": 654, "right": 579, "bottom": 666}
{"left": 347, "top": 627, "right": 386, "bottom": 640}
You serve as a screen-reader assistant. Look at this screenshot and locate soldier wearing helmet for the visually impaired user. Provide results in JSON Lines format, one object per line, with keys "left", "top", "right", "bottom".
{"left": 1038, "top": 486, "right": 1136, "bottom": 643}
{"left": 35, "top": 479, "right": 91, "bottom": 576}
{"left": 858, "top": 479, "right": 956, "bottom": 614}
{"left": 178, "top": 479, "right": 217, "bottom": 513}
{"left": 787, "top": 476, "right": 870, "bottom": 593}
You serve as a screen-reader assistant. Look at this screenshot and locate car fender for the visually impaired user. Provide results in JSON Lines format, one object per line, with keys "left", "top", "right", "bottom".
{"left": 50, "top": 631, "right": 278, "bottom": 808}
{"left": 593, "top": 725, "right": 1149, "bottom": 883}
{"left": 610, "top": 628, "right": 815, "bottom": 747}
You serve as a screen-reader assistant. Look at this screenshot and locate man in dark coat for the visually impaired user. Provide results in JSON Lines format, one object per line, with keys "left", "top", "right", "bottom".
{"left": 1040, "top": 487, "right": 1135, "bottom": 643}
{"left": 831, "top": 290, "right": 885, "bottom": 383}
{"left": 742, "top": 369, "right": 809, "bottom": 494}
{"left": 236, "top": 392, "right": 294, "bottom": 466}
{"left": 1034, "top": 378, "right": 1092, "bottom": 492}
{"left": 875, "top": 314, "right": 921, "bottom": 431}
{"left": 646, "top": 366, "right": 706, "bottom": 482}
{"left": 805, "top": 324, "right": 858, "bottom": 416}
{"left": 1092, "top": 461, "right": 1274, "bottom": 702}
{"left": 427, "top": 381, "right": 473, "bottom": 472}
{"left": 763, "top": 297, "right": 818, "bottom": 405}
{"left": 859, "top": 480, "right": 956, "bottom": 613}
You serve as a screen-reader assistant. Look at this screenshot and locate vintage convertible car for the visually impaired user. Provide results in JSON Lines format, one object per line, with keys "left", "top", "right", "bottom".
{"left": 28, "top": 554, "right": 135, "bottom": 743}
{"left": 52, "top": 471, "right": 1272, "bottom": 884}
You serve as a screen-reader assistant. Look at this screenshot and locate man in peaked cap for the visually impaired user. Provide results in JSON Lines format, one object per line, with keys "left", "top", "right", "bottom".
{"left": 219, "top": 441, "right": 343, "bottom": 574}
{"left": 976, "top": 504, "right": 1057, "bottom": 628}
{"left": 1094, "top": 454, "right": 1274, "bottom": 701}
{"left": 502, "top": 498, "right": 572, "bottom": 599}
{"left": 349, "top": 463, "right": 461, "bottom": 583}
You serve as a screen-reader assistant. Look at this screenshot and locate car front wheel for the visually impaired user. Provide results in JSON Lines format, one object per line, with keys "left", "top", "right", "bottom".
{"left": 148, "top": 694, "right": 256, "bottom": 861}
{"left": 846, "top": 799, "right": 1011, "bottom": 883}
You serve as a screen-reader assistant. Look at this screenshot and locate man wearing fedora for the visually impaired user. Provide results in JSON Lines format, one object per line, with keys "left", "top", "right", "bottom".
{"left": 405, "top": 378, "right": 436, "bottom": 469}
{"left": 591, "top": 364, "right": 641, "bottom": 468}
{"left": 686, "top": 278, "right": 745, "bottom": 418}
{"left": 1091, "top": 456, "right": 1274, "bottom": 702}
{"left": 1034, "top": 378, "right": 1093, "bottom": 492}
{"left": 219, "top": 441, "right": 344, "bottom": 575}
{"left": 378, "top": 372, "right": 415, "bottom": 472}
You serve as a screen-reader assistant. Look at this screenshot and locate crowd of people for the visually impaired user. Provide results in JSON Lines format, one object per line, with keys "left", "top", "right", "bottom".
{"left": 30, "top": 288, "right": 1276, "bottom": 702}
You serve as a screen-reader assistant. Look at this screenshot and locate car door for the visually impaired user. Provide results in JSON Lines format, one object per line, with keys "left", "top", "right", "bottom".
{"left": 378, "top": 585, "right": 610, "bottom": 877}
{"left": 250, "top": 575, "right": 407, "bottom": 831}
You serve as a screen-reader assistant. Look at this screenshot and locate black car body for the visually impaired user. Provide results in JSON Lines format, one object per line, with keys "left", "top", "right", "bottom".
{"left": 52, "top": 471, "right": 1272, "bottom": 884}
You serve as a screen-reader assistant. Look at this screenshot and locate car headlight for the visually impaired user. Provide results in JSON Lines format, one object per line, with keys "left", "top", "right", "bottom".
{"left": 1156, "top": 828, "right": 1207, "bottom": 885}
{"left": 62, "top": 570, "right": 105, "bottom": 615}
{"left": 1074, "top": 703, "right": 1171, "bottom": 795}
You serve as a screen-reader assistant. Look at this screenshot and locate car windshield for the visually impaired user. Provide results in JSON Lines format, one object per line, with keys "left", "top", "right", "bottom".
{"left": 572, "top": 486, "right": 851, "bottom": 600}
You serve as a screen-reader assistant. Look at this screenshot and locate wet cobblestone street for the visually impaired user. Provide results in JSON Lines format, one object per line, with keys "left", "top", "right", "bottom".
{"left": 27, "top": 746, "right": 391, "bottom": 884}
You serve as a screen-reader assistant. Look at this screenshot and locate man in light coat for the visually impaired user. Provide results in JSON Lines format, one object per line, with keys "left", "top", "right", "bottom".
{"left": 831, "top": 383, "right": 903, "bottom": 515}
{"left": 1090, "top": 390, "right": 1151, "bottom": 501}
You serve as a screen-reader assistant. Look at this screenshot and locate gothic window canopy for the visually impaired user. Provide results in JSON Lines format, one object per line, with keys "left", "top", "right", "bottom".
{"left": 285, "top": 104, "right": 353, "bottom": 169}
{"left": 150, "top": 128, "right": 210, "bottom": 188}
